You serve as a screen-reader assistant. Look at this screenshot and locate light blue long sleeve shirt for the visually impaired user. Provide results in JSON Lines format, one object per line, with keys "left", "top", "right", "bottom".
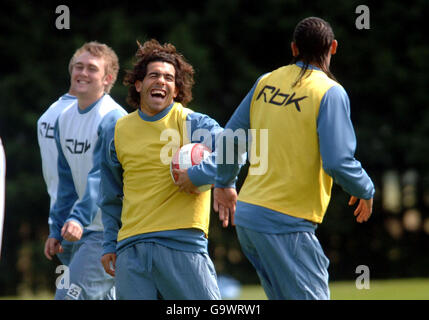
{"left": 98, "top": 103, "right": 223, "bottom": 255}
{"left": 49, "top": 95, "right": 127, "bottom": 240}
{"left": 215, "top": 63, "right": 375, "bottom": 233}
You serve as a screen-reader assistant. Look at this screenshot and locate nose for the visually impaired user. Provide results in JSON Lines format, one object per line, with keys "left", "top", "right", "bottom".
{"left": 80, "top": 67, "right": 89, "bottom": 77}
{"left": 74, "top": 66, "right": 88, "bottom": 77}
{"left": 156, "top": 76, "right": 166, "bottom": 85}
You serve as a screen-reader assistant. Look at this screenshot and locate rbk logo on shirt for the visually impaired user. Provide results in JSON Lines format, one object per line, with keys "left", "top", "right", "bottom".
{"left": 256, "top": 85, "right": 307, "bottom": 112}
{"left": 39, "top": 122, "right": 55, "bottom": 139}
{"left": 65, "top": 139, "right": 91, "bottom": 154}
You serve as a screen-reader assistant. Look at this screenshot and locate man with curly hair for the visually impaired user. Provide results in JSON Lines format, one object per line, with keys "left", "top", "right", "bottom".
{"left": 98, "top": 39, "right": 222, "bottom": 299}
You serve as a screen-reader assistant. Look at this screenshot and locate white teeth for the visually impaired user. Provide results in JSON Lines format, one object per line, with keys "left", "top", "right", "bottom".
{"left": 151, "top": 89, "right": 166, "bottom": 97}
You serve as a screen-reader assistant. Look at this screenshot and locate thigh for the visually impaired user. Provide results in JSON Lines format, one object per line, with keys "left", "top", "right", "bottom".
{"left": 290, "top": 232, "right": 330, "bottom": 300}
{"left": 254, "top": 231, "right": 330, "bottom": 300}
{"left": 236, "top": 228, "right": 329, "bottom": 300}
{"left": 115, "top": 243, "right": 158, "bottom": 300}
{"left": 56, "top": 240, "right": 74, "bottom": 266}
{"left": 235, "top": 226, "right": 277, "bottom": 299}
{"left": 55, "top": 232, "right": 115, "bottom": 300}
{"left": 153, "top": 244, "right": 221, "bottom": 300}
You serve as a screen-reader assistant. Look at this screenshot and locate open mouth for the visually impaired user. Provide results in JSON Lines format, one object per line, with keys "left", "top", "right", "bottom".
{"left": 151, "top": 89, "right": 166, "bottom": 99}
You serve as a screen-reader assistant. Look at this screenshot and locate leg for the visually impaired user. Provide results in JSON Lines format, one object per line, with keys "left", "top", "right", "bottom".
{"left": 115, "top": 242, "right": 158, "bottom": 300}
{"left": 152, "top": 243, "right": 221, "bottom": 300}
{"left": 55, "top": 231, "right": 115, "bottom": 300}
{"left": 288, "top": 232, "right": 330, "bottom": 299}
{"left": 235, "top": 226, "right": 276, "bottom": 299}
{"left": 236, "top": 227, "right": 330, "bottom": 300}
{"left": 56, "top": 239, "right": 74, "bottom": 266}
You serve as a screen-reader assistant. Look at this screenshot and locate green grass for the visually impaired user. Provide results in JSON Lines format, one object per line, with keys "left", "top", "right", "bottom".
{"left": 2, "top": 278, "right": 429, "bottom": 300}
{"left": 0, "top": 291, "right": 54, "bottom": 300}
{"left": 237, "top": 278, "right": 429, "bottom": 300}
{"left": 330, "top": 278, "right": 429, "bottom": 300}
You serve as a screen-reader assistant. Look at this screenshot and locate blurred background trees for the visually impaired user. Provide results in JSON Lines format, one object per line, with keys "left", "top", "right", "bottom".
{"left": 0, "top": 0, "right": 428, "bottom": 296}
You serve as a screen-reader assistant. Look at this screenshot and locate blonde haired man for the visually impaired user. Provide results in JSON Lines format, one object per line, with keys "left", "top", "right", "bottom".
{"left": 46, "top": 41, "right": 127, "bottom": 300}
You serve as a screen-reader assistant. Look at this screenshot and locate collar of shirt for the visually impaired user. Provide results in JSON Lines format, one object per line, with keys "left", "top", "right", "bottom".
{"left": 295, "top": 61, "right": 322, "bottom": 71}
{"left": 138, "top": 102, "right": 174, "bottom": 122}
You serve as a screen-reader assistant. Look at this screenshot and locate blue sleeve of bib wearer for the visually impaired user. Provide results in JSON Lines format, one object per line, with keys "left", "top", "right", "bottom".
{"left": 317, "top": 85, "right": 375, "bottom": 200}
{"left": 186, "top": 112, "right": 224, "bottom": 187}
{"left": 66, "top": 110, "right": 124, "bottom": 231}
{"left": 97, "top": 117, "right": 124, "bottom": 255}
{"left": 214, "top": 76, "right": 264, "bottom": 188}
{"left": 49, "top": 118, "right": 79, "bottom": 240}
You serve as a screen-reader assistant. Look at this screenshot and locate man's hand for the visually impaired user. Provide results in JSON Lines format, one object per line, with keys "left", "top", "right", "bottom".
{"left": 213, "top": 187, "right": 237, "bottom": 228}
{"left": 349, "top": 196, "right": 373, "bottom": 223}
{"left": 61, "top": 220, "right": 83, "bottom": 242}
{"left": 172, "top": 168, "right": 201, "bottom": 194}
{"left": 101, "top": 253, "right": 117, "bottom": 277}
{"left": 44, "top": 238, "right": 63, "bottom": 260}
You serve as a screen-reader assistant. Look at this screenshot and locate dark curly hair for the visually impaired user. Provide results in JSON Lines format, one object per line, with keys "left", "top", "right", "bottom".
{"left": 290, "top": 17, "right": 337, "bottom": 87}
{"left": 123, "top": 39, "right": 195, "bottom": 109}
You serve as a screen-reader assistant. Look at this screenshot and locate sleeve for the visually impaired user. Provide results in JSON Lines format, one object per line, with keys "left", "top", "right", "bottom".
{"left": 317, "top": 85, "right": 375, "bottom": 200}
{"left": 37, "top": 116, "right": 54, "bottom": 226}
{"left": 214, "top": 75, "right": 265, "bottom": 188}
{"left": 49, "top": 118, "right": 79, "bottom": 240}
{"left": 66, "top": 110, "right": 125, "bottom": 231}
{"left": 36, "top": 117, "right": 47, "bottom": 188}
{"left": 185, "top": 112, "right": 224, "bottom": 187}
{"left": 97, "top": 114, "right": 124, "bottom": 255}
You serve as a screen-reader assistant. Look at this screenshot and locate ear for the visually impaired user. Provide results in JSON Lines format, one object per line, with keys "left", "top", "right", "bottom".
{"left": 135, "top": 80, "right": 142, "bottom": 93}
{"left": 291, "top": 42, "right": 299, "bottom": 57}
{"left": 331, "top": 40, "right": 338, "bottom": 55}
{"left": 173, "top": 87, "right": 179, "bottom": 99}
{"left": 103, "top": 73, "right": 113, "bottom": 87}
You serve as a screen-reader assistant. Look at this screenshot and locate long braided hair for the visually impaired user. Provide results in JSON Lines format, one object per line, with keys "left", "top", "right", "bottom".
{"left": 290, "top": 17, "right": 337, "bottom": 87}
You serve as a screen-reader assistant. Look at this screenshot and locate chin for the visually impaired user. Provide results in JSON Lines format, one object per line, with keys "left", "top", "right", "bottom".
{"left": 153, "top": 106, "right": 168, "bottom": 114}
{"left": 152, "top": 101, "right": 170, "bottom": 110}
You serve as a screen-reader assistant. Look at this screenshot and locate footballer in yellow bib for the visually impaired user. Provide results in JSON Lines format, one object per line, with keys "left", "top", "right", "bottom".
{"left": 98, "top": 39, "right": 222, "bottom": 300}
{"left": 214, "top": 17, "right": 375, "bottom": 300}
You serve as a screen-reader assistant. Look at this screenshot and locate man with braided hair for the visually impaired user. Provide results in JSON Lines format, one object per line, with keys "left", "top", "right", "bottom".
{"left": 98, "top": 39, "right": 222, "bottom": 299}
{"left": 214, "top": 17, "right": 375, "bottom": 299}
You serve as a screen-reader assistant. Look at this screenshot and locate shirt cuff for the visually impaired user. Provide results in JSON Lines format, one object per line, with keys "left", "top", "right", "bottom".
{"left": 187, "top": 166, "right": 211, "bottom": 187}
{"left": 214, "top": 180, "right": 237, "bottom": 189}
{"left": 48, "top": 228, "right": 62, "bottom": 241}
{"left": 103, "top": 242, "right": 117, "bottom": 255}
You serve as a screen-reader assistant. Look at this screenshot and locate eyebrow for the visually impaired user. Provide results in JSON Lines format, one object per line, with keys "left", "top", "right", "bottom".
{"left": 74, "top": 62, "right": 99, "bottom": 69}
{"left": 148, "top": 71, "right": 175, "bottom": 77}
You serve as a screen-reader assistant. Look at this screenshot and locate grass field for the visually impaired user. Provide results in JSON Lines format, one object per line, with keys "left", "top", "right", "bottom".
{"left": 238, "top": 278, "right": 429, "bottom": 300}
{"left": 1, "top": 278, "right": 429, "bottom": 300}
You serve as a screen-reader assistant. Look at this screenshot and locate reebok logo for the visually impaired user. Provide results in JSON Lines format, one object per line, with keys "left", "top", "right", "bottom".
{"left": 39, "top": 122, "right": 55, "bottom": 139}
{"left": 65, "top": 139, "right": 91, "bottom": 154}
{"left": 256, "top": 85, "right": 307, "bottom": 111}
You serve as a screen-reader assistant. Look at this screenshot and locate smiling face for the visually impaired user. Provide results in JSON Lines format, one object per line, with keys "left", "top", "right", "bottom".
{"left": 135, "top": 61, "right": 178, "bottom": 116}
{"left": 71, "top": 51, "right": 111, "bottom": 105}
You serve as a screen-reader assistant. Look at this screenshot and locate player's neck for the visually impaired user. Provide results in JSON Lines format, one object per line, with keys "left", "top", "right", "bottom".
{"left": 300, "top": 54, "right": 331, "bottom": 70}
{"left": 77, "top": 92, "right": 104, "bottom": 110}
